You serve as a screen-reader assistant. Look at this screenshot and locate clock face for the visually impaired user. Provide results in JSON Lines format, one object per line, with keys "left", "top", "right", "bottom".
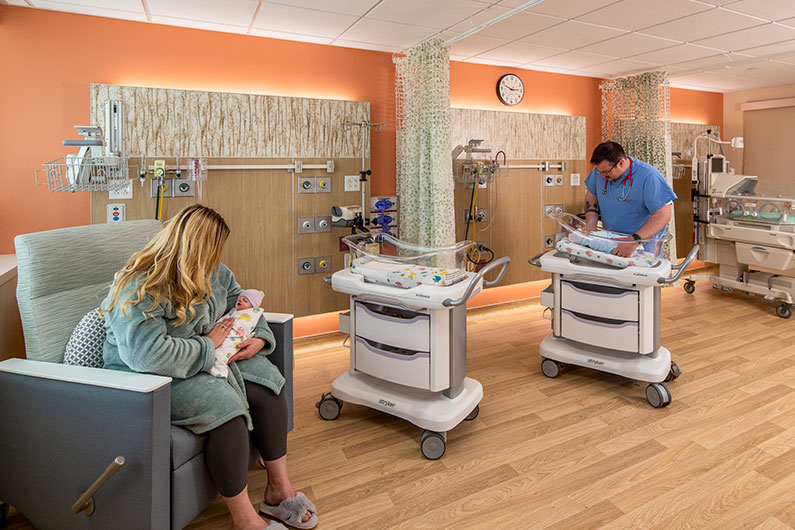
{"left": 497, "top": 74, "right": 524, "bottom": 106}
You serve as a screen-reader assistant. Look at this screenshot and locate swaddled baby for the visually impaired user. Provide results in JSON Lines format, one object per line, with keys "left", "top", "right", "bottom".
{"left": 210, "top": 289, "right": 266, "bottom": 379}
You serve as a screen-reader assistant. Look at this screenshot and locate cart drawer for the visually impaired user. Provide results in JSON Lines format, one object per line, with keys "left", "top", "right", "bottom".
{"left": 560, "top": 280, "right": 638, "bottom": 321}
{"left": 560, "top": 309, "right": 638, "bottom": 353}
{"left": 735, "top": 242, "right": 795, "bottom": 273}
{"left": 540, "top": 285, "right": 554, "bottom": 308}
{"left": 354, "top": 337, "right": 430, "bottom": 390}
{"left": 354, "top": 301, "right": 430, "bottom": 352}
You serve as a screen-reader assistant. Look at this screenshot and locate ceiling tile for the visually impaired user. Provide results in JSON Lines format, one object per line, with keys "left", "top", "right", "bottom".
{"left": 151, "top": 17, "right": 249, "bottom": 34}
{"left": 531, "top": 50, "right": 617, "bottom": 69}
{"left": 148, "top": 0, "right": 258, "bottom": 27}
{"left": 736, "top": 39, "right": 795, "bottom": 56}
{"left": 449, "top": 34, "right": 511, "bottom": 57}
{"left": 3, "top": 1, "right": 31, "bottom": 5}
{"left": 669, "top": 52, "right": 753, "bottom": 71}
{"left": 628, "top": 43, "right": 726, "bottom": 64}
{"left": 249, "top": 28, "right": 333, "bottom": 44}
{"left": 265, "top": 0, "right": 379, "bottom": 16}
{"left": 770, "top": 52, "right": 795, "bottom": 65}
{"left": 522, "top": 64, "right": 576, "bottom": 75}
{"left": 31, "top": 0, "right": 147, "bottom": 20}
{"left": 518, "top": 20, "right": 627, "bottom": 50}
{"left": 576, "top": 58, "right": 662, "bottom": 76}
{"left": 448, "top": 5, "right": 565, "bottom": 40}
{"left": 691, "top": 22, "right": 795, "bottom": 52}
{"left": 464, "top": 57, "right": 524, "bottom": 67}
{"left": 522, "top": 0, "right": 622, "bottom": 20}
{"left": 34, "top": 0, "right": 143, "bottom": 10}
{"left": 577, "top": 0, "right": 712, "bottom": 32}
{"left": 778, "top": 16, "right": 795, "bottom": 29}
{"left": 368, "top": 0, "right": 486, "bottom": 30}
{"left": 641, "top": 8, "right": 765, "bottom": 42}
{"left": 722, "top": 0, "right": 795, "bottom": 22}
{"left": 669, "top": 71, "right": 740, "bottom": 87}
{"left": 332, "top": 39, "right": 400, "bottom": 52}
{"left": 577, "top": 32, "right": 680, "bottom": 58}
{"left": 476, "top": 41, "right": 568, "bottom": 63}
{"left": 254, "top": 2, "right": 358, "bottom": 38}
{"left": 339, "top": 18, "right": 438, "bottom": 48}
{"left": 727, "top": 59, "right": 795, "bottom": 81}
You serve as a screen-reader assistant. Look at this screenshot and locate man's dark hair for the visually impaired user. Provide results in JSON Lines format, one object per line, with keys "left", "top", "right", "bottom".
{"left": 590, "top": 141, "right": 626, "bottom": 165}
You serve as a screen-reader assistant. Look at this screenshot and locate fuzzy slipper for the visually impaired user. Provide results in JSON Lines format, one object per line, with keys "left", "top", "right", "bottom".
{"left": 259, "top": 492, "right": 318, "bottom": 529}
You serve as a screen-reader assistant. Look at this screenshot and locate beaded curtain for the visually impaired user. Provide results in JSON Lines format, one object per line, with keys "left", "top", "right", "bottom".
{"left": 601, "top": 71, "right": 677, "bottom": 264}
{"left": 394, "top": 38, "right": 456, "bottom": 251}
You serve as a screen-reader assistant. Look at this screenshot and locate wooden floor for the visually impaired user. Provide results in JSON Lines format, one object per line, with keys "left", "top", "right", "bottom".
{"left": 6, "top": 276, "right": 795, "bottom": 529}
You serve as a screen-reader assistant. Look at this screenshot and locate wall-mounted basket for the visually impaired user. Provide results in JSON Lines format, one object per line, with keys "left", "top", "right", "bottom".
{"left": 36, "top": 156, "right": 132, "bottom": 192}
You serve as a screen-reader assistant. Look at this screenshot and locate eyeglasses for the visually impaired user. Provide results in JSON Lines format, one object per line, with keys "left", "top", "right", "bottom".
{"left": 596, "top": 159, "right": 621, "bottom": 176}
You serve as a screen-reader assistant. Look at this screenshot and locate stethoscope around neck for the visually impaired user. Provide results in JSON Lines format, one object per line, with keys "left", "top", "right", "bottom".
{"left": 603, "top": 157, "right": 633, "bottom": 201}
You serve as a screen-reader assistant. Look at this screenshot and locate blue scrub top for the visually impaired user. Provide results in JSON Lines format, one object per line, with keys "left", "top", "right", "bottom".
{"left": 585, "top": 157, "right": 677, "bottom": 238}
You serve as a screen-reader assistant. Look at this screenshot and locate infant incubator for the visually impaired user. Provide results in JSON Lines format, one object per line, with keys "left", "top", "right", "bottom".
{"left": 530, "top": 213, "right": 698, "bottom": 407}
{"left": 318, "top": 232, "right": 509, "bottom": 459}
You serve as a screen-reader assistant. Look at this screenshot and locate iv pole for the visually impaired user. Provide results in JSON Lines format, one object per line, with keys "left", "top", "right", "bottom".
{"left": 344, "top": 120, "right": 385, "bottom": 232}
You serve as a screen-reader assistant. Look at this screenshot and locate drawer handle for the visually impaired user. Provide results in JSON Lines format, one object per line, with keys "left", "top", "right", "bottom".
{"left": 750, "top": 246, "right": 769, "bottom": 252}
{"left": 562, "top": 309, "right": 636, "bottom": 328}
{"left": 358, "top": 301, "right": 426, "bottom": 322}
{"left": 356, "top": 337, "right": 429, "bottom": 360}
{"left": 564, "top": 281, "right": 637, "bottom": 297}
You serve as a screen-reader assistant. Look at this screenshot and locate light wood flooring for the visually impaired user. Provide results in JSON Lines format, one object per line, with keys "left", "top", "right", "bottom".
{"left": 6, "top": 275, "right": 795, "bottom": 529}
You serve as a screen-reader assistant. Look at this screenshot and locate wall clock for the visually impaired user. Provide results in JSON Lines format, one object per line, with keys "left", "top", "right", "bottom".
{"left": 497, "top": 73, "right": 524, "bottom": 106}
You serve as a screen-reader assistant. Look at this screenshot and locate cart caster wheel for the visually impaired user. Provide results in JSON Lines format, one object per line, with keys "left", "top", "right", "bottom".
{"left": 421, "top": 430, "right": 447, "bottom": 460}
{"left": 464, "top": 404, "right": 480, "bottom": 421}
{"left": 646, "top": 383, "right": 671, "bottom": 408}
{"left": 316, "top": 393, "right": 342, "bottom": 421}
{"left": 776, "top": 303, "right": 792, "bottom": 319}
{"left": 541, "top": 358, "right": 562, "bottom": 378}
{"left": 664, "top": 361, "right": 682, "bottom": 382}
{"left": 683, "top": 280, "right": 695, "bottom": 294}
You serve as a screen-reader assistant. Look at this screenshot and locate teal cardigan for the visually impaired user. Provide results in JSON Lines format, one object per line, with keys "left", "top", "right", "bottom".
{"left": 102, "top": 263, "right": 285, "bottom": 434}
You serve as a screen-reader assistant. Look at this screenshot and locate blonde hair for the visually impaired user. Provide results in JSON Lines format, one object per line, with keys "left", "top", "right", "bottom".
{"left": 102, "top": 204, "right": 230, "bottom": 326}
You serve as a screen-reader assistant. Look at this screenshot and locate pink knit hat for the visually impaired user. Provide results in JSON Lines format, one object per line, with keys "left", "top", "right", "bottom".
{"left": 238, "top": 289, "right": 264, "bottom": 308}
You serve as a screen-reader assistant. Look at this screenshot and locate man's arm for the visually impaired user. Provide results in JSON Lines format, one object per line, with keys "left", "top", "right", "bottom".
{"left": 635, "top": 203, "right": 672, "bottom": 239}
{"left": 584, "top": 190, "right": 600, "bottom": 231}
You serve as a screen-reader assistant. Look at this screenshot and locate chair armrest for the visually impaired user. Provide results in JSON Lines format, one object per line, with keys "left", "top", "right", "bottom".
{"left": 264, "top": 313, "right": 294, "bottom": 432}
{"left": 0, "top": 360, "right": 171, "bottom": 530}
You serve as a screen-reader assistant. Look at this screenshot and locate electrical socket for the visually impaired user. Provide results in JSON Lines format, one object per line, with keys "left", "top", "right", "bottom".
{"left": 344, "top": 175, "right": 360, "bottom": 192}
{"left": 570, "top": 173, "right": 581, "bottom": 186}
{"left": 109, "top": 180, "right": 133, "bottom": 199}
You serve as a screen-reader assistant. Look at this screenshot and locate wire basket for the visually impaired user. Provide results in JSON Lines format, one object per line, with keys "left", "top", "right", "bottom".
{"left": 36, "top": 156, "right": 132, "bottom": 192}
{"left": 672, "top": 163, "right": 688, "bottom": 180}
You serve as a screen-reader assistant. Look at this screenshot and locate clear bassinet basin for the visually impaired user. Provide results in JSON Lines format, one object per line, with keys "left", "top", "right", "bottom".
{"left": 342, "top": 232, "right": 474, "bottom": 269}
{"left": 712, "top": 196, "right": 795, "bottom": 225}
{"left": 551, "top": 212, "right": 671, "bottom": 268}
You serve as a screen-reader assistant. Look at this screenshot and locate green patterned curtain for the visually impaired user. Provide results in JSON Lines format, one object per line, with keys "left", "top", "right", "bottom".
{"left": 394, "top": 38, "right": 455, "bottom": 249}
{"left": 601, "top": 71, "right": 677, "bottom": 264}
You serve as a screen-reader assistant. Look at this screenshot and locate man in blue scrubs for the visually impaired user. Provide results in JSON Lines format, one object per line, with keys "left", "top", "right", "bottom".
{"left": 584, "top": 141, "right": 677, "bottom": 257}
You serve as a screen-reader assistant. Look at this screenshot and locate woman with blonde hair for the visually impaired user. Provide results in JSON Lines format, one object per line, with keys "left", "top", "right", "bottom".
{"left": 101, "top": 204, "right": 316, "bottom": 530}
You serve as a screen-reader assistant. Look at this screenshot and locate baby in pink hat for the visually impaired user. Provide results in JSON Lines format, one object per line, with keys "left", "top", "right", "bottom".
{"left": 210, "top": 289, "right": 266, "bottom": 379}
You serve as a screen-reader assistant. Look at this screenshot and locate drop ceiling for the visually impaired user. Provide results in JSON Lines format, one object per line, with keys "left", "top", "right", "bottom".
{"left": 6, "top": 0, "right": 795, "bottom": 93}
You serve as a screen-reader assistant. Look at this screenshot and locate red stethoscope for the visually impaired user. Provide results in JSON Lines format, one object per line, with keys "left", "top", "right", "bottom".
{"left": 603, "top": 157, "right": 633, "bottom": 201}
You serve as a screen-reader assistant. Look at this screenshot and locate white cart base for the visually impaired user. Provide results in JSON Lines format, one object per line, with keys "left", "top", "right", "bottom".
{"left": 330, "top": 370, "right": 482, "bottom": 433}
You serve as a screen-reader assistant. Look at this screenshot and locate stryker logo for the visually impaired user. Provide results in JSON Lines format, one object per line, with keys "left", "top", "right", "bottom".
{"left": 415, "top": 293, "right": 430, "bottom": 298}
{"left": 632, "top": 272, "right": 648, "bottom": 277}
{"left": 587, "top": 358, "right": 605, "bottom": 365}
{"left": 378, "top": 398, "right": 396, "bottom": 408}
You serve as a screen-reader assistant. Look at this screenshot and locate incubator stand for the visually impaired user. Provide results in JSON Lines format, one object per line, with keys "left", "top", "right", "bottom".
{"left": 318, "top": 233, "right": 510, "bottom": 459}
{"left": 530, "top": 214, "right": 699, "bottom": 408}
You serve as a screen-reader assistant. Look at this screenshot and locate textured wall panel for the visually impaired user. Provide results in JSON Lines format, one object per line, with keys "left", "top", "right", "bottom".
{"left": 90, "top": 84, "right": 370, "bottom": 158}
{"left": 451, "top": 108, "right": 586, "bottom": 160}
{"left": 671, "top": 122, "right": 719, "bottom": 158}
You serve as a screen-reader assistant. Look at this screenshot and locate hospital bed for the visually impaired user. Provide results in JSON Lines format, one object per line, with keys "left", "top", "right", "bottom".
{"left": 530, "top": 213, "right": 698, "bottom": 408}
{"left": 687, "top": 158, "right": 795, "bottom": 319}
{"left": 317, "top": 233, "right": 510, "bottom": 459}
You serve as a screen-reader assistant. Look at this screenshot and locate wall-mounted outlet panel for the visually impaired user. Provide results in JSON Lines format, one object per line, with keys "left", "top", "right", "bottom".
{"left": 544, "top": 205, "right": 555, "bottom": 217}
{"left": 314, "top": 216, "right": 331, "bottom": 232}
{"left": 464, "top": 208, "right": 488, "bottom": 223}
{"left": 172, "top": 178, "right": 195, "bottom": 197}
{"left": 554, "top": 204, "right": 564, "bottom": 214}
{"left": 570, "top": 173, "right": 581, "bottom": 186}
{"left": 298, "top": 217, "right": 315, "bottom": 234}
{"left": 344, "top": 175, "right": 360, "bottom": 192}
{"left": 315, "top": 177, "right": 331, "bottom": 193}
{"left": 543, "top": 234, "right": 555, "bottom": 248}
{"left": 109, "top": 180, "right": 133, "bottom": 199}
{"left": 107, "top": 203, "right": 125, "bottom": 223}
{"left": 370, "top": 196, "right": 397, "bottom": 213}
{"left": 543, "top": 174, "right": 556, "bottom": 186}
{"left": 315, "top": 256, "right": 332, "bottom": 273}
{"left": 151, "top": 179, "right": 173, "bottom": 198}
{"left": 554, "top": 174, "right": 564, "bottom": 186}
{"left": 297, "top": 177, "right": 315, "bottom": 194}
{"left": 298, "top": 258, "right": 314, "bottom": 274}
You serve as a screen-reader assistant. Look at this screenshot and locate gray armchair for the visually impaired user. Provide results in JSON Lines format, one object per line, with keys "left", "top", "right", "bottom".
{"left": 0, "top": 220, "right": 294, "bottom": 530}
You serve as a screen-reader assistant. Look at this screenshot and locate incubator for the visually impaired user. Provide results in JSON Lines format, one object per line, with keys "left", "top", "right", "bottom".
{"left": 318, "top": 232, "right": 510, "bottom": 459}
{"left": 530, "top": 213, "right": 698, "bottom": 408}
{"left": 688, "top": 156, "right": 795, "bottom": 318}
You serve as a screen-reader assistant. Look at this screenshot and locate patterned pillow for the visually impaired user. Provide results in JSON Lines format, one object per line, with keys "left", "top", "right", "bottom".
{"left": 63, "top": 308, "right": 106, "bottom": 368}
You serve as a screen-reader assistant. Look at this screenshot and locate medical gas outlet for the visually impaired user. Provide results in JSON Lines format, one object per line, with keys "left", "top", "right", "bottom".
{"left": 297, "top": 256, "right": 332, "bottom": 274}
{"left": 298, "top": 176, "right": 332, "bottom": 193}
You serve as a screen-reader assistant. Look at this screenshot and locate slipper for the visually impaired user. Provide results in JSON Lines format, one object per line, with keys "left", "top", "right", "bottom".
{"left": 259, "top": 492, "right": 318, "bottom": 529}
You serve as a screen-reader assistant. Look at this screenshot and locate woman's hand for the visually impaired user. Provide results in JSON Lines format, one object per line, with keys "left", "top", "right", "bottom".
{"left": 228, "top": 337, "right": 266, "bottom": 363}
{"left": 205, "top": 318, "right": 234, "bottom": 349}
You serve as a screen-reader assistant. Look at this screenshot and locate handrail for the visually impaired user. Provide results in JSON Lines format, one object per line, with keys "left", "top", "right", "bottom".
{"left": 658, "top": 245, "right": 700, "bottom": 284}
{"left": 71, "top": 456, "right": 125, "bottom": 515}
{"left": 442, "top": 257, "right": 511, "bottom": 307}
{"left": 528, "top": 250, "right": 547, "bottom": 268}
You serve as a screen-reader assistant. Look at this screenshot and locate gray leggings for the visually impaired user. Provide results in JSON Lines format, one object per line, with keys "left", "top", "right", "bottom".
{"left": 204, "top": 381, "right": 288, "bottom": 497}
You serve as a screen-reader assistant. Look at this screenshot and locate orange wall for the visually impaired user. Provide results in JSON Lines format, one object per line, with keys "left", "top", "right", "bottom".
{"left": 0, "top": 6, "right": 396, "bottom": 253}
{"left": 670, "top": 86, "right": 724, "bottom": 128}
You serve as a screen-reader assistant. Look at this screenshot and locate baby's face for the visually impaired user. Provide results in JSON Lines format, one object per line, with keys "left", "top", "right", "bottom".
{"left": 236, "top": 296, "right": 253, "bottom": 310}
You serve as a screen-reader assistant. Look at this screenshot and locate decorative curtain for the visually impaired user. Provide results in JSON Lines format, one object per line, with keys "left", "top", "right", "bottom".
{"left": 600, "top": 71, "right": 677, "bottom": 264}
{"left": 394, "top": 38, "right": 455, "bottom": 250}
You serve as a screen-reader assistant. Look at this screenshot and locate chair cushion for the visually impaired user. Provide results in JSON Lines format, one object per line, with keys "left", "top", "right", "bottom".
{"left": 171, "top": 425, "right": 206, "bottom": 470}
{"left": 63, "top": 308, "right": 106, "bottom": 368}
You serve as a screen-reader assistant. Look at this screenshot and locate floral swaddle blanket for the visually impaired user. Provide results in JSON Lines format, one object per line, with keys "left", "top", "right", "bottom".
{"left": 351, "top": 257, "right": 467, "bottom": 289}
